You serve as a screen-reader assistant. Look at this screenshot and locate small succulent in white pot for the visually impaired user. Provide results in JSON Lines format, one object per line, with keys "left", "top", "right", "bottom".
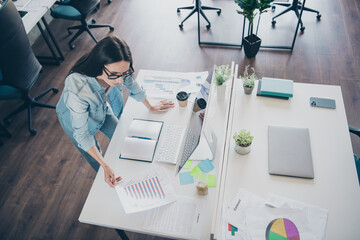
{"left": 233, "top": 129, "right": 254, "bottom": 155}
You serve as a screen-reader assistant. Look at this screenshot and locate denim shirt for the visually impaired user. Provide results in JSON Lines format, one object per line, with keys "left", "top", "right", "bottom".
{"left": 56, "top": 72, "right": 146, "bottom": 152}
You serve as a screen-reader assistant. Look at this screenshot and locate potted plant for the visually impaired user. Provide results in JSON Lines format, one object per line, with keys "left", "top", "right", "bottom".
{"left": 214, "top": 64, "right": 231, "bottom": 101}
{"left": 233, "top": 129, "right": 254, "bottom": 155}
{"left": 235, "top": 0, "right": 274, "bottom": 58}
{"left": 241, "top": 65, "right": 257, "bottom": 94}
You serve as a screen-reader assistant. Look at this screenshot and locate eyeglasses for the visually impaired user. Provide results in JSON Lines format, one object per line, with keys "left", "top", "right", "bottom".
{"left": 103, "top": 66, "right": 133, "bottom": 80}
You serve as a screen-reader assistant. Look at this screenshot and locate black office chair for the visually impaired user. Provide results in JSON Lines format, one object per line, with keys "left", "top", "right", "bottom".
{"left": 349, "top": 125, "right": 360, "bottom": 186}
{"left": 177, "top": 0, "right": 221, "bottom": 30}
{"left": 50, "top": 0, "right": 114, "bottom": 49}
{"left": 0, "top": 0, "right": 58, "bottom": 136}
{"left": 271, "top": 0, "right": 321, "bottom": 32}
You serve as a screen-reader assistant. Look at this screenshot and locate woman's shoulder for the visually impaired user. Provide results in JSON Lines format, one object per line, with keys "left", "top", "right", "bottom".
{"left": 64, "top": 72, "right": 89, "bottom": 92}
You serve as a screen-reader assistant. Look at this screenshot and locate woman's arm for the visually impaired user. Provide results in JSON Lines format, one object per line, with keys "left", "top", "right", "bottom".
{"left": 87, "top": 146, "right": 121, "bottom": 188}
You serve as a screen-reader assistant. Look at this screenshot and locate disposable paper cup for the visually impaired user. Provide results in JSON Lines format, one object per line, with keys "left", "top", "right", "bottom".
{"left": 176, "top": 91, "right": 189, "bottom": 107}
{"left": 193, "top": 98, "right": 207, "bottom": 112}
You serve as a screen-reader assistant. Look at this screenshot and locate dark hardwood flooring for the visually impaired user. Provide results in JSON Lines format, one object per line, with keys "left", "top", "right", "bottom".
{"left": 1, "top": 0, "right": 359, "bottom": 239}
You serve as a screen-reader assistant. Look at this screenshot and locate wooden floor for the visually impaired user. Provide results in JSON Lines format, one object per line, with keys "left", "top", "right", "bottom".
{"left": 1, "top": 0, "right": 359, "bottom": 239}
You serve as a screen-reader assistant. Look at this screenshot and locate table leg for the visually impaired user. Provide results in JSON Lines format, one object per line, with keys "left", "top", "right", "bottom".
{"left": 115, "top": 229, "right": 129, "bottom": 240}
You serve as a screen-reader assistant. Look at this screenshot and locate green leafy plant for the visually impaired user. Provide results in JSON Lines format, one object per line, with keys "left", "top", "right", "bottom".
{"left": 214, "top": 64, "right": 232, "bottom": 86}
{"left": 233, "top": 129, "right": 254, "bottom": 147}
{"left": 242, "top": 65, "right": 257, "bottom": 88}
{"left": 234, "top": 0, "right": 274, "bottom": 36}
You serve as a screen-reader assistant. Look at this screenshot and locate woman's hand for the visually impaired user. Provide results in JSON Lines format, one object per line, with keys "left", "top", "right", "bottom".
{"left": 149, "top": 99, "right": 175, "bottom": 113}
{"left": 103, "top": 164, "right": 122, "bottom": 188}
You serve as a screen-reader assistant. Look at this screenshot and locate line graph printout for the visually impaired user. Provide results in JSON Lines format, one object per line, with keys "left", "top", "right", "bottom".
{"left": 115, "top": 168, "right": 177, "bottom": 214}
{"left": 138, "top": 70, "right": 208, "bottom": 99}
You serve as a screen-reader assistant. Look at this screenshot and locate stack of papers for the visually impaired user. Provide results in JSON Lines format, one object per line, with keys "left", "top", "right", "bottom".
{"left": 257, "top": 77, "right": 294, "bottom": 99}
{"left": 221, "top": 188, "right": 328, "bottom": 240}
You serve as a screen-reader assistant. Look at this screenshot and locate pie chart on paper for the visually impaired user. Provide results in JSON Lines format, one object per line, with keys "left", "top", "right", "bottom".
{"left": 265, "top": 218, "right": 300, "bottom": 240}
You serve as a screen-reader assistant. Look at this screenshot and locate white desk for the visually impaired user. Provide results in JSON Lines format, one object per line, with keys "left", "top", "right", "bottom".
{"left": 213, "top": 79, "right": 360, "bottom": 239}
{"left": 14, "top": 0, "right": 64, "bottom": 65}
{"left": 79, "top": 70, "right": 234, "bottom": 239}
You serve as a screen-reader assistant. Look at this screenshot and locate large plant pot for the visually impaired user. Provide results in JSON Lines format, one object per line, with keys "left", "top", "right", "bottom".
{"left": 243, "top": 34, "right": 262, "bottom": 58}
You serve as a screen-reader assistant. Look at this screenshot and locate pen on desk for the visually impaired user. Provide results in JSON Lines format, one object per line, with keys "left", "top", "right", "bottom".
{"left": 132, "top": 136, "right": 152, "bottom": 140}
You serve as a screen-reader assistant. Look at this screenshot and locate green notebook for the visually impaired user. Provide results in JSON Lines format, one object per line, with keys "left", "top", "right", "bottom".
{"left": 260, "top": 77, "right": 294, "bottom": 98}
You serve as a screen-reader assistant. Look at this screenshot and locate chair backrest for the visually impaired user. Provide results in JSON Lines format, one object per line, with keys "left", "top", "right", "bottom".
{"left": 69, "top": 0, "right": 101, "bottom": 17}
{"left": 0, "top": 0, "right": 41, "bottom": 91}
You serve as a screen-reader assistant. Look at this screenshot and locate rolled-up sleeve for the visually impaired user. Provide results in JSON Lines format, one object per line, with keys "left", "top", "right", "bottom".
{"left": 123, "top": 75, "right": 147, "bottom": 102}
{"left": 66, "top": 91, "right": 95, "bottom": 152}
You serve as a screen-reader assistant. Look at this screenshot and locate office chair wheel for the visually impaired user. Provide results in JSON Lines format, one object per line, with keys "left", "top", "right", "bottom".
{"left": 69, "top": 44, "right": 75, "bottom": 50}
{"left": 206, "top": 24, "right": 211, "bottom": 30}
{"left": 177, "top": 8, "right": 180, "bottom": 13}
{"left": 179, "top": 24, "right": 183, "bottom": 30}
{"left": 317, "top": 14, "right": 321, "bottom": 20}
{"left": 52, "top": 88, "right": 59, "bottom": 94}
{"left": 109, "top": 26, "right": 114, "bottom": 31}
{"left": 272, "top": 5, "right": 275, "bottom": 12}
{"left": 217, "top": 10, "right": 221, "bottom": 15}
{"left": 271, "top": 20, "right": 276, "bottom": 25}
{"left": 92, "top": 19, "right": 96, "bottom": 24}
{"left": 300, "top": 26, "right": 305, "bottom": 32}
{"left": 68, "top": 29, "right": 73, "bottom": 35}
{"left": 30, "top": 128, "right": 37, "bottom": 136}
{"left": 108, "top": 0, "right": 112, "bottom": 3}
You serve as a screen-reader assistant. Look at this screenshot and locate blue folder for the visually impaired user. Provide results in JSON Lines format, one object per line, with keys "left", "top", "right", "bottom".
{"left": 260, "top": 78, "right": 294, "bottom": 98}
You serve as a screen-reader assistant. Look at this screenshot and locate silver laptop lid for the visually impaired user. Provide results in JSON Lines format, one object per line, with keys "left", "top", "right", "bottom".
{"left": 268, "top": 125, "right": 314, "bottom": 179}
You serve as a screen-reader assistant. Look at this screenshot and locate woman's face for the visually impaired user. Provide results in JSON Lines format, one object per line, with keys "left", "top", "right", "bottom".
{"left": 98, "top": 61, "right": 131, "bottom": 87}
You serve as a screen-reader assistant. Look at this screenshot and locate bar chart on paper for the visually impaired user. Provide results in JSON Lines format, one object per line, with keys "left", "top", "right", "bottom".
{"left": 124, "top": 176, "right": 166, "bottom": 199}
{"left": 115, "top": 168, "right": 177, "bottom": 214}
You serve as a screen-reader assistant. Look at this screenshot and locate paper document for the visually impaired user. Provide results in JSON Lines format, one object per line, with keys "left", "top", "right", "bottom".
{"left": 115, "top": 168, "right": 177, "bottom": 214}
{"left": 224, "top": 188, "right": 267, "bottom": 232}
{"left": 220, "top": 188, "right": 328, "bottom": 240}
{"left": 266, "top": 193, "right": 328, "bottom": 240}
{"left": 138, "top": 70, "right": 207, "bottom": 100}
{"left": 244, "top": 207, "right": 311, "bottom": 240}
{"left": 142, "top": 196, "right": 206, "bottom": 240}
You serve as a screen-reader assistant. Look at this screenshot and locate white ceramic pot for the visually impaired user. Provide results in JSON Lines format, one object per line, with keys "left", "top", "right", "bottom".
{"left": 234, "top": 144, "right": 251, "bottom": 155}
{"left": 216, "top": 84, "right": 226, "bottom": 101}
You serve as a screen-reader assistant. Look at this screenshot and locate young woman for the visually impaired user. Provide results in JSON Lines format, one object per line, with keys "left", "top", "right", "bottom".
{"left": 56, "top": 36, "right": 174, "bottom": 188}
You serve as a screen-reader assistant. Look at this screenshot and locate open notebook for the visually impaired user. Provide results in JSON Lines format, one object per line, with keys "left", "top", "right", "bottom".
{"left": 120, "top": 119, "right": 163, "bottom": 162}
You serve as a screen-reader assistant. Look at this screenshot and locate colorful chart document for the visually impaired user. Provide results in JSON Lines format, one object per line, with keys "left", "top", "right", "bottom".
{"left": 115, "top": 168, "right": 177, "bottom": 214}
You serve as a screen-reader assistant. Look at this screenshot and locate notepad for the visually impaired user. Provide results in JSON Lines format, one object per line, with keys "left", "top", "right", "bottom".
{"left": 260, "top": 78, "right": 294, "bottom": 98}
{"left": 120, "top": 119, "right": 163, "bottom": 162}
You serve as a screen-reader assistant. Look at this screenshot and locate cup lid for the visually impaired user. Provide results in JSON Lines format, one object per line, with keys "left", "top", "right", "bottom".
{"left": 197, "top": 98, "right": 207, "bottom": 109}
{"left": 176, "top": 91, "right": 188, "bottom": 101}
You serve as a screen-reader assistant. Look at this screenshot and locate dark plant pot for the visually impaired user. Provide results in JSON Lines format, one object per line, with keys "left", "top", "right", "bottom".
{"left": 243, "top": 85, "right": 254, "bottom": 95}
{"left": 243, "top": 34, "right": 262, "bottom": 58}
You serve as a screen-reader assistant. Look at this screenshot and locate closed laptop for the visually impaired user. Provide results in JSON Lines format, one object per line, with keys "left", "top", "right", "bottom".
{"left": 268, "top": 125, "right": 314, "bottom": 179}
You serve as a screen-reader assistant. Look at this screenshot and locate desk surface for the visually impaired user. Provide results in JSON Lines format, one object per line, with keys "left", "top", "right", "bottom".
{"left": 14, "top": 0, "right": 56, "bottom": 34}
{"left": 215, "top": 79, "right": 360, "bottom": 239}
{"left": 79, "top": 70, "right": 234, "bottom": 239}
